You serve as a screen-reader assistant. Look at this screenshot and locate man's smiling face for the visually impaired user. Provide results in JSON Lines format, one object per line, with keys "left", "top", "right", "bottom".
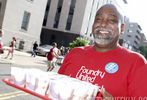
{"left": 92, "top": 5, "right": 124, "bottom": 48}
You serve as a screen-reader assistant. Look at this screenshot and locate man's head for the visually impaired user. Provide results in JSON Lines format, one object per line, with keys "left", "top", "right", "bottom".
{"left": 92, "top": 4, "right": 125, "bottom": 51}
{"left": 52, "top": 42, "right": 57, "bottom": 48}
{"left": 12, "top": 37, "right": 16, "bottom": 41}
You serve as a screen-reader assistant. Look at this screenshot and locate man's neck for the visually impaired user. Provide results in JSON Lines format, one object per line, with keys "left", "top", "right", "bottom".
{"left": 93, "top": 44, "right": 118, "bottom": 52}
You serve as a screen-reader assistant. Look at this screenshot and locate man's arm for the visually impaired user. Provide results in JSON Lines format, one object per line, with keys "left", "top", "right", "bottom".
{"left": 128, "top": 63, "right": 147, "bottom": 97}
{"left": 51, "top": 51, "right": 59, "bottom": 58}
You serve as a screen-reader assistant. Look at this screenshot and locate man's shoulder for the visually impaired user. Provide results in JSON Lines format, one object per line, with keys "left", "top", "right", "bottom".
{"left": 71, "top": 45, "right": 93, "bottom": 52}
{"left": 66, "top": 45, "right": 93, "bottom": 56}
{"left": 120, "top": 46, "right": 146, "bottom": 60}
{"left": 50, "top": 48, "right": 54, "bottom": 51}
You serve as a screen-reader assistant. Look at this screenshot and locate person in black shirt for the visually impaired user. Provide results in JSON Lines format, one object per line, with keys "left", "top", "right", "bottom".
{"left": 31, "top": 41, "right": 38, "bottom": 57}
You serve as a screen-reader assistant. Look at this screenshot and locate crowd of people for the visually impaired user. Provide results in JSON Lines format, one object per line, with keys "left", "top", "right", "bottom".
{"left": 46, "top": 42, "right": 69, "bottom": 71}
{"left": 0, "top": 29, "right": 67, "bottom": 70}
{"left": 31, "top": 41, "right": 38, "bottom": 57}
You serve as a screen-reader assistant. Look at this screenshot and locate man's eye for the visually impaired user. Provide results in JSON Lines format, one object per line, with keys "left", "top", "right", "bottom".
{"left": 95, "top": 18, "right": 102, "bottom": 22}
{"left": 108, "top": 19, "right": 118, "bottom": 23}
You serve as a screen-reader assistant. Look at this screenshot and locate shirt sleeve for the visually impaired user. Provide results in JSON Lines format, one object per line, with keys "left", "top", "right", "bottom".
{"left": 58, "top": 52, "right": 70, "bottom": 74}
{"left": 128, "top": 55, "right": 147, "bottom": 97}
{"left": 58, "top": 48, "right": 75, "bottom": 74}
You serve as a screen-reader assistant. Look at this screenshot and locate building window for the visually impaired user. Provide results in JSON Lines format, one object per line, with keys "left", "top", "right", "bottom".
{"left": 129, "top": 24, "right": 134, "bottom": 27}
{"left": 123, "top": 0, "right": 128, "bottom": 4}
{"left": 0, "top": 3, "right": 1, "bottom": 12}
{"left": 26, "top": 0, "right": 34, "bottom": 2}
{"left": 90, "top": 33, "right": 93, "bottom": 37}
{"left": 123, "top": 40, "right": 131, "bottom": 49}
{"left": 136, "top": 30, "right": 140, "bottom": 34}
{"left": 43, "top": 0, "right": 51, "bottom": 26}
{"left": 21, "top": 11, "right": 30, "bottom": 31}
{"left": 135, "top": 35, "right": 140, "bottom": 41}
{"left": 134, "top": 40, "right": 138, "bottom": 45}
{"left": 53, "top": 0, "right": 63, "bottom": 28}
{"left": 128, "top": 29, "right": 132, "bottom": 33}
{"left": 133, "top": 45, "right": 137, "bottom": 51}
{"left": 137, "top": 25, "right": 142, "bottom": 30}
{"left": 65, "top": 0, "right": 76, "bottom": 30}
{"left": 127, "top": 35, "right": 131, "bottom": 37}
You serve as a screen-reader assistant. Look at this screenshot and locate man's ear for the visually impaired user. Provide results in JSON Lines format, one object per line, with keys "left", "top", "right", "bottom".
{"left": 120, "top": 24, "right": 125, "bottom": 34}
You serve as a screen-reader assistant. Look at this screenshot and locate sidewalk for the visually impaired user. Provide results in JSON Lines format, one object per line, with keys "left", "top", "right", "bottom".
{"left": 0, "top": 50, "right": 46, "bottom": 65}
{"left": 0, "top": 50, "right": 60, "bottom": 72}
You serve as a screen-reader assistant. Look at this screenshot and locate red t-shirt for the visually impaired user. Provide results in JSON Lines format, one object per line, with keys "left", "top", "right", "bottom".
{"left": 58, "top": 45, "right": 147, "bottom": 98}
{"left": 47, "top": 48, "right": 54, "bottom": 61}
{"left": 0, "top": 43, "right": 2, "bottom": 54}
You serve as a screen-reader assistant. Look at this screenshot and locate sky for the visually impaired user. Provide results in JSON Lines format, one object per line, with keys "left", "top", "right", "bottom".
{"left": 121, "top": 0, "right": 147, "bottom": 38}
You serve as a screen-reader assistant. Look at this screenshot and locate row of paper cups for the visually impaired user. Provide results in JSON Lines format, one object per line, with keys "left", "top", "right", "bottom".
{"left": 11, "top": 67, "right": 99, "bottom": 100}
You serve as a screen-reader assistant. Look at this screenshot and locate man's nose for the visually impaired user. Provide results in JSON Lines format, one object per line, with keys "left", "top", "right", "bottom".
{"left": 101, "top": 20, "right": 107, "bottom": 27}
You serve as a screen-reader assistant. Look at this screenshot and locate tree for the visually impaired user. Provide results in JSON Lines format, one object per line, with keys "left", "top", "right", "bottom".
{"left": 69, "top": 37, "right": 90, "bottom": 49}
{"left": 137, "top": 46, "right": 147, "bottom": 59}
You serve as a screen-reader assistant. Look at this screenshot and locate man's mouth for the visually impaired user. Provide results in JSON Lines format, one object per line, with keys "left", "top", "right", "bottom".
{"left": 93, "top": 28, "right": 114, "bottom": 40}
{"left": 97, "top": 30, "right": 111, "bottom": 38}
{"left": 93, "top": 28, "right": 114, "bottom": 44}
{"left": 93, "top": 28, "right": 113, "bottom": 37}
{"left": 99, "top": 30, "right": 109, "bottom": 34}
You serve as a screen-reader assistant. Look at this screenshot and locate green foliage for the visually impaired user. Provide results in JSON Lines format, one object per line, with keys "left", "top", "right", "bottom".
{"left": 137, "top": 46, "right": 147, "bottom": 59}
{"left": 69, "top": 37, "right": 90, "bottom": 49}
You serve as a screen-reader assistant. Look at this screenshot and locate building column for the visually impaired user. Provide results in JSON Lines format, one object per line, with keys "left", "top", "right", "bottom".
{"left": 86, "top": 0, "right": 99, "bottom": 36}
{"left": 70, "top": 0, "right": 88, "bottom": 34}
{"left": 46, "top": 0, "right": 58, "bottom": 28}
{"left": 80, "top": 0, "right": 94, "bottom": 36}
{"left": 58, "top": 0, "right": 71, "bottom": 30}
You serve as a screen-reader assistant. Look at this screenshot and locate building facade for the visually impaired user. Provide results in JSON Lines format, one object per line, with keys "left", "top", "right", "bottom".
{"left": 120, "top": 17, "right": 143, "bottom": 51}
{"left": 41, "top": 0, "right": 127, "bottom": 47}
{"left": 0, "top": 0, "right": 47, "bottom": 50}
{"left": 140, "top": 33, "right": 147, "bottom": 46}
{"left": 0, "top": 0, "right": 130, "bottom": 50}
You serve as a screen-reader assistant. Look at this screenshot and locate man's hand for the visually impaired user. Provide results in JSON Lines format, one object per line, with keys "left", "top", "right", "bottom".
{"left": 100, "top": 87, "right": 113, "bottom": 100}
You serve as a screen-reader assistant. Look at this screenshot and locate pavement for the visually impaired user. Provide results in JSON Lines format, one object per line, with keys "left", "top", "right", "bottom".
{"left": 0, "top": 49, "right": 60, "bottom": 72}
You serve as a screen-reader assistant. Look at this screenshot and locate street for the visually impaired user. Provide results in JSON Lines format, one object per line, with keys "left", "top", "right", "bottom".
{"left": 0, "top": 50, "right": 60, "bottom": 100}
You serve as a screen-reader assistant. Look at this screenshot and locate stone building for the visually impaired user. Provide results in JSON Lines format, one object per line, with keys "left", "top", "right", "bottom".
{"left": 0, "top": 0, "right": 47, "bottom": 50}
{"left": 120, "top": 17, "right": 144, "bottom": 51}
